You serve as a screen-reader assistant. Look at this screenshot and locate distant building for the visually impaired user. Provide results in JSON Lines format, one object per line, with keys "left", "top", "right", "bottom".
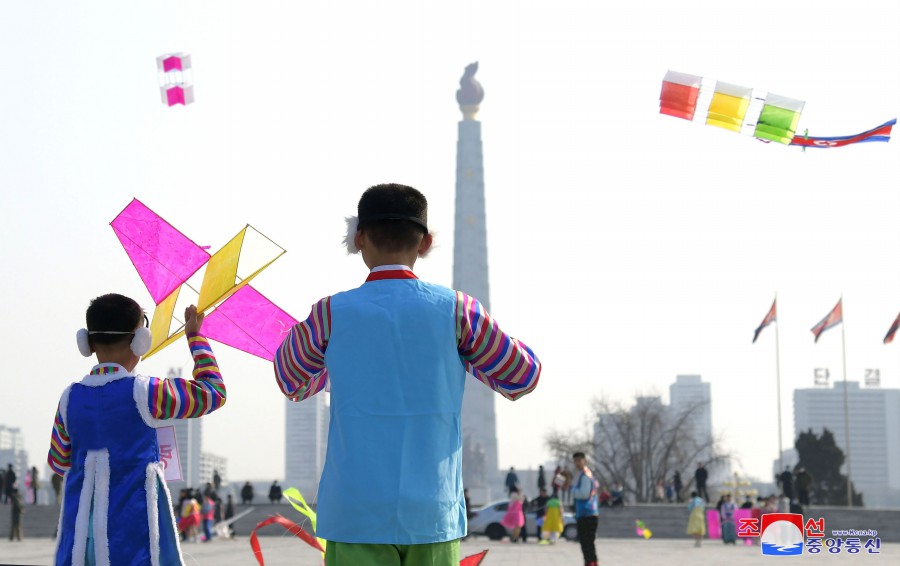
{"left": 794, "top": 381, "right": 900, "bottom": 507}
{"left": 0, "top": 425, "right": 28, "bottom": 487}
{"left": 285, "top": 394, "right": 329, "bottom": 500}
{"left": 669, "top": 375, "right": 713, "bottom": 461}
{"left": 199, "top": 452, "right": 227, "bottom": 488}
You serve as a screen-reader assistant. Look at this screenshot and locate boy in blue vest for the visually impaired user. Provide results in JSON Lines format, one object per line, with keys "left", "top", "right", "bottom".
{"left": 275, "top": 183, "right": 541, "bottom": 565}
{"left": 571, "top": 452, "right": 600, "bottom": 566}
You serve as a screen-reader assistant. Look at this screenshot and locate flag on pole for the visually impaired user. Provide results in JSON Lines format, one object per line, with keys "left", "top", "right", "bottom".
{"left": 811, "top": 299, "right": 843, "bottom": 343}
{"left": 753, "top": 299, "right": 777, "bottom": 343}
{"left": 884, "top": 312, "right": 900, "bottom": 344}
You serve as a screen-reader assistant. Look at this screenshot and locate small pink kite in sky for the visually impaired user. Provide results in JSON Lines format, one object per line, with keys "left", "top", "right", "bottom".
{"left": 157, "top": 53, "right": 194, "bottom": 106}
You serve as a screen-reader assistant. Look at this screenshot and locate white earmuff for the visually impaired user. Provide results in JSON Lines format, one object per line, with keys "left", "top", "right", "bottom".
{"left": 343, "top": 216, "right": 360, "bottom": 254}
{"left": 131, "top": 327, "right": 153, "bottom": 357}
{"left": 76, "top": 329, "right": 92, "bottom": 357}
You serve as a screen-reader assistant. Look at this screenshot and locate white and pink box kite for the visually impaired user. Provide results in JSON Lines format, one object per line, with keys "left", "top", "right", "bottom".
{"left": 156, "top": 53, "right": 194, "bottom": 106}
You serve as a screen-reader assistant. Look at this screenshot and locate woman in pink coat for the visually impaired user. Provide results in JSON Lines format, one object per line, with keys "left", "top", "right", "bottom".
{"left": 501, "top": 488, "right": 526, "bottom": 542}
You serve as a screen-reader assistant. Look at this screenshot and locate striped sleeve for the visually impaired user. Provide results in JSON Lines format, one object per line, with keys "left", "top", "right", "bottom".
{"left": 47, "top": 404, "right": 71, "bottom": 476}
{"left": 456, "top": 291, "right": 541, "bottom": 401}
{"left": 274, "top": 297, "right": 330, "bottom": 401}
{"left": 147, "top": 333, "right": 227, "bottom": 419}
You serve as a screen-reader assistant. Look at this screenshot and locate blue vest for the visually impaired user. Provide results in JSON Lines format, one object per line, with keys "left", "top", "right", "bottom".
{"left": 316, "top": 278, "right": 467, "bottom": 544}
{"left": 573, "top": 472, "right": 600, "bottom": 518}
{"left": 57, "top": 373, "right": 182, "bottom": 566}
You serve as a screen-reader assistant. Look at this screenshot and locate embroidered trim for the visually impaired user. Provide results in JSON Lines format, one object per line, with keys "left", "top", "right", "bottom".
{"left": 81, "top": 366, "right": 131, "bottom": 387}
{"left": 147, "top": 463, "right": 160, "bottom": 566}
{"left": 134, "top": 376, "right": 163, "bottom": 428}
{"left": 90, "top": 365, "right": 121, "bottom": 376}
{"left": 93, "top": 449, "right": 111, "bottom": 566}
{"left": 59, "top": 384, "right": 73, "bottom": 430}
{"left": 154, "top": 463, "right": 186, "bottom": 565}
{"left": 365, "top": 269, "right": 418, "bottom": 282}
{"left": 72, "top": 451, "right": 96, "bottom": 566}
{"left": 53, "top": 469, "right": 68, "bottom": 560}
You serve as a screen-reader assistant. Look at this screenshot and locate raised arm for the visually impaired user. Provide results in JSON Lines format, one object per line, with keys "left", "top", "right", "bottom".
{"left": 456, "top": 292, "right": 541, "bottom": 401}
{"left": 274, "top": 297, "right": 330, "bottom": 401}
{"left": 147, "top": 333, "right": 226, "bottom": 419}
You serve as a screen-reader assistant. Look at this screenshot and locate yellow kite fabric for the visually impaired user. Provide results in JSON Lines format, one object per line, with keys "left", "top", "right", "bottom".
{"left": 144, "top": 287, "right": 182, "bottom": 359}
{"left": 706, "top": 82, "right": 752, "bottom": 132}
{"left": 197, "top": 227, "right": 246, "bottom": 312}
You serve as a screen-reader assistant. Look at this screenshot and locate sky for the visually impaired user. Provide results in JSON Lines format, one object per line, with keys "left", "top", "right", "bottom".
{"left": 1, "top": 1, "right": 898, "bottom": 486}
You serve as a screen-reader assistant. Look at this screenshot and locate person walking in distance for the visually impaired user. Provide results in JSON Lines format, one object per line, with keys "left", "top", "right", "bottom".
{"left": 686, "top": 490, "right": 706, "bottom": 547}
{"left": 505, "top": 467, "right": 520, "bottom": 497}
{"left": 673, "top": 470, "right": 684, "bottom": 503}
{"left": 694, "top": 462, "right": 709, "bottom": 502}
{"left": 795, "top": 467, "right": 814, "bottom": 506}
{"left": 571, "top": 452, "right": 599, "bottom": 566}
{"left": 9, "top": 486, "right": 25, "bottom": 541}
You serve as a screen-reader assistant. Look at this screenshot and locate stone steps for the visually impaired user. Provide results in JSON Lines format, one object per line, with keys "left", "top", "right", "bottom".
{"left": 3, "top": 502, "right": 898, "bottom": 541}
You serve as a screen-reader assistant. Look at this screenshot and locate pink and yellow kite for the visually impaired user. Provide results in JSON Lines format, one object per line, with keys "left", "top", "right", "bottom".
{"left": 111, "top": 198, "right": 297, "bottom": 361}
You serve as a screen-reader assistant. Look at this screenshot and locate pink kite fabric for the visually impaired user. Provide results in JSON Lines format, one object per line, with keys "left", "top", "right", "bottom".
{"left": 162, "top": 56, "right": 183, "bottom": 72}
{"left": 111, "top": 199, "right": 210, "bottom": 304}
{"left": 166, "top": 86, "right": 186, "bottom": 106}
{"left": 203, "top": 286, "right": 299, "bottom": 361}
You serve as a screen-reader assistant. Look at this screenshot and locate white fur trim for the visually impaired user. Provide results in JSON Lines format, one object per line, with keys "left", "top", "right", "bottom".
{"left": 72, "top": 451, "right": 97, "bottom": 566}
{"left": 59, "top": 384, "right": 74, "bottom": 430}
{"left": 134, "top": 376, "right": 164, "bottom": 428}
{"left": 146, "top": 463, "right": 161, "bottom": 566}
{"left": 92, "top": 449, "right": 111, "bottom": 566}
{"left": 151, "top": 462, "right": 185, "bottom": 565}
{"left": 53, "top": 469, "right": 68, "bottom": 560}
{"left": 80, "top": 365, "right": 131, "bottom": 387}
{"left": 343, "top": 215, "right": 360, "bottom": 254}
{"left": 77, "top": 329, "right": 92, "bottom": 357}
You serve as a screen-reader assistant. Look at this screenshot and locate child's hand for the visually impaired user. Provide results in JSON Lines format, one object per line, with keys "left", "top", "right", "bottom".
{"left": 185, "top": 305, "right": 205, "bottom": 335}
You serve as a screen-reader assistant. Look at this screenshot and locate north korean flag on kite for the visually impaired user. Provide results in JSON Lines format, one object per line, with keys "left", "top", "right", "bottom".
{"left": 753, "top": 299, "right": 777, "bottom": 343}
{"left": 791, "top": 119, "right": 896, "bottom": 148}
{"left": 811, "top": 299, "right": 843, "bottom": 343}
{"left": 884, "top": 312, "right": 900, "bottom": 345}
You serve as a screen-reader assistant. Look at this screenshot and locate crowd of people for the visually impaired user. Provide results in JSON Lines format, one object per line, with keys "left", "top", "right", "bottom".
{"left": 174, "top": 473, "right": 241, "bottom": 543}
{"left": 496, "top": 453, "right": 600, "bottom": 566}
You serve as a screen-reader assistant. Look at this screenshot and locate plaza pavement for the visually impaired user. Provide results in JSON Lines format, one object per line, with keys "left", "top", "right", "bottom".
{"left": 1, "top": 536, "right": 897, "bottom": 565}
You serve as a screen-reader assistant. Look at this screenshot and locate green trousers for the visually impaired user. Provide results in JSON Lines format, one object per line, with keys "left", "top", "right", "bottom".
{"left": 325, "top": 539, "right": 460, "bottom": 566}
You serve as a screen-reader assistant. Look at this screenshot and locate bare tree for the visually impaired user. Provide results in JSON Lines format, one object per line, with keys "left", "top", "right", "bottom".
{"left": 546, "top": 394, "right": 729, "bottom": 503}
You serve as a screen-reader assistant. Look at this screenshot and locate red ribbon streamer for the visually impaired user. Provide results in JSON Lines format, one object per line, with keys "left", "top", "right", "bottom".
{"left": 250, "top": 514, "right": 325, "bottom": 566}
{"left": 250, "top": 516, "right": 487, "bottom": 566}
{"left": 460, "top": 549, "right": 489, "bottom": 565}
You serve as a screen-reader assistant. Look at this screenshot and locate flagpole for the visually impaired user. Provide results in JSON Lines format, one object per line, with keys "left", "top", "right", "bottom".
{"left": 774, "top": 295, "right": 784, "bottom": 474}
{"left": 840, "top": 297, "right": 853, "bottom": 507}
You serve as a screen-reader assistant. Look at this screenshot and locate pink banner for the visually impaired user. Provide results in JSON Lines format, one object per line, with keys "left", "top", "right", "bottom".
{"left": 706, "top": 509, "right": 721, "bottom": 539}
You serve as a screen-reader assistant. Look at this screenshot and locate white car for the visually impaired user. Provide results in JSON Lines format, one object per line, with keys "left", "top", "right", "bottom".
{"left": 466, "top": 500, "right": 579, "bottom": 541}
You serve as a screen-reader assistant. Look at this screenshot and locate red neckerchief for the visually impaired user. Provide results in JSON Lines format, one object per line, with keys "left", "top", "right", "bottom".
{"left": 365, "top": 269, "right": 418, "bottom": 282}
